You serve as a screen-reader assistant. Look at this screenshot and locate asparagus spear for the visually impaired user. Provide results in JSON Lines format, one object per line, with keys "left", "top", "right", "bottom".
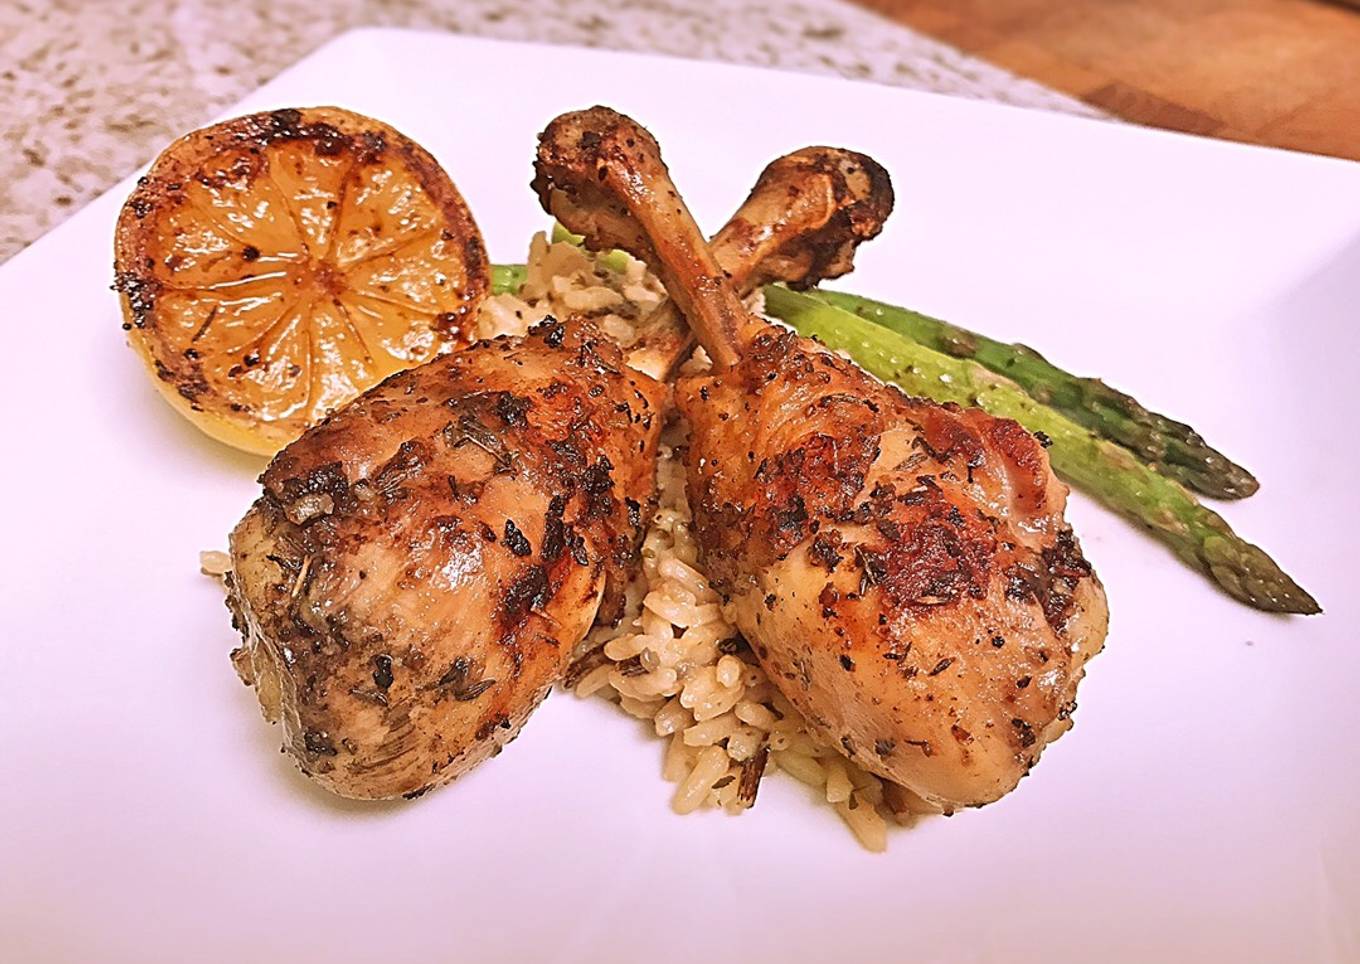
{"left": 762, "top": 284, "right": 1319, "bottom": 615}
{"left": 491, "top": 264, "right": 525, "bottom": 295}
{"left": 807, "top": 289, "right": 1259, "bottom": 500}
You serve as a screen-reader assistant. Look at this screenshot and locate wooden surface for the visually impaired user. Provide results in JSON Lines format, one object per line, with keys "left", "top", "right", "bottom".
{"left": 856, "top": 0, "right": 1360, "bottom": 160}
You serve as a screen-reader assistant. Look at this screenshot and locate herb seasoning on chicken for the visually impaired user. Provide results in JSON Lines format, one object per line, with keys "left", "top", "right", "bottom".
{"left": 227, "top": 319, "right": 664, "bottom": 799}
{"left": 536, "top": 106, "right": 1109, "bottom": 812}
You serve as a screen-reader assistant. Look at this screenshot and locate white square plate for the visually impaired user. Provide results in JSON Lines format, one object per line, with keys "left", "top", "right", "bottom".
{"left": 2, "top": 29, "right": 1357, "bottom": 963}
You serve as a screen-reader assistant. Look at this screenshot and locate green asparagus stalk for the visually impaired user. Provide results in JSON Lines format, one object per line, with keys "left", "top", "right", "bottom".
{"left": 807, "top": 289, "right": 1259, "bottom": 500}
{"left": 762, "top": 285, "right": 1319, "bottom": 615}
{"left": 491, "top": 264, "right": 526, "bottom": 295}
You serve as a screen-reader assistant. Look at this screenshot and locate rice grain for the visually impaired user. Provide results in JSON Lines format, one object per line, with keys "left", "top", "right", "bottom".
{"left": 775, "top": 751, "right": 826, "bottom": 789}
{"left": 683, "top": 714, "right": 740, "bottom": 747}
{"left": 836, "top": 793, "right": 888, "bottom": 852}
{"left": 673, "top": 745, "right": 730, "bottom": 814}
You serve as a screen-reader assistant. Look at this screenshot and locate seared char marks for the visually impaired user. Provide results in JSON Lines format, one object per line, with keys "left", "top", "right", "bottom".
{"left": 1005, "top": 526, "right": 1096, "bottom": 632}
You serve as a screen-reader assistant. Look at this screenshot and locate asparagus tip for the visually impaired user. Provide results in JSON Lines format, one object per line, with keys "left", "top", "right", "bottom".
{"left": 1206, "top": 536, "right": 1321, "bottom": 615}
{"left": 1189, "top": 458, "right": 1260, "bottom": 501}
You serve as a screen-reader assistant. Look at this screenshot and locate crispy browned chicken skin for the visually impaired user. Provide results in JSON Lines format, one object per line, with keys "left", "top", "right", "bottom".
{"left": 228, "top": 320, "right": 664, "bottom": 799}
{"left": 537, "top": 106, "right": 1109, "bottom": 810}
{"left": 679, "top": 336, "right": 1109, "bottom": 809}
{"left": 228, "top": 129, "right": 890, "bottom": 800}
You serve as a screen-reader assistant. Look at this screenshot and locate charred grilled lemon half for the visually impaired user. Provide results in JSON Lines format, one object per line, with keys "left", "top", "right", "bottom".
{"left": 114, "top": 107, "right": 488, "bottom": 454}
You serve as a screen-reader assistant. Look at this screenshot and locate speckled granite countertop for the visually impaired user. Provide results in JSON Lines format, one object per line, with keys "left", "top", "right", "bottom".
{"left": 0, "top": 0, "right": 1100, "bottom": 262}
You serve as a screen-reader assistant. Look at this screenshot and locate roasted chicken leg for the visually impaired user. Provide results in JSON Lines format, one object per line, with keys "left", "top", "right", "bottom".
{"left": 228, "top": 319, "right": 664, "bottom": 799}
{"left": 536, "top": 107, "right": 1110, "bottom": 811}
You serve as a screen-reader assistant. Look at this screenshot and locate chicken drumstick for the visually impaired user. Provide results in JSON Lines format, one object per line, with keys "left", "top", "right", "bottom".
{"left": 536, "top": 107, "right": 1110, "bottom": 811}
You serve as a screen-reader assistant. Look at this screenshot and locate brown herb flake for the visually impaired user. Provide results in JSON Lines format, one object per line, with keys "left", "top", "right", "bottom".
{"left": 737, "top": 745, "right": 770, "bottom": 809}
{"left": 432, "top": 656, "right": 496, "bottom": 702}
{"left": 503, "top": 519, "right": 532, "bottom": 557}
{"left": 819, "top": 583, "right": 840, "bottom": 618}
{"left": 303, "top": 730, "right": 337, "bottom": 756}
{"left": 717, "top": 637, "right": 742, "bottom": 656}
{"left": 1011, "top": 718, "right": 1037, "bottom": 748}
{"left": 563, "top": 646, "right": 609, "bottom": 690}
{"left": 347, "top": 686, "right": 389, "bottom": 707}
{"left": 807, "top": 531, "right": 845, "bottom": 571}
{"left": 499, "top": 565, "right": 549, "bottom": 623}
{"left": 372, "top": 653, "right": 394, "bottom": 690}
